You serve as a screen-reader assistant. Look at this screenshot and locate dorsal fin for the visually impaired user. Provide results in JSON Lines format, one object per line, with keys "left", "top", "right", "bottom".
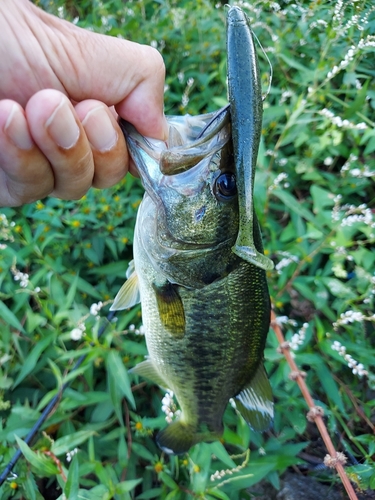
{"left": 234, "top": 363, "right": 273, "bottom": 431}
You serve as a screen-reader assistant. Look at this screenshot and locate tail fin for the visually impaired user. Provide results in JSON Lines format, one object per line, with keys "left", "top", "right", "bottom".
{"left": 156, "top": 422, "right": 220, "bottom": 455}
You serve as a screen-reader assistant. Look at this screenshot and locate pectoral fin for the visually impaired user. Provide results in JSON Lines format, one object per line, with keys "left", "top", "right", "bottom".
{"left": 110, "top": 261, "right": 140, "bottom": 311}
{"left": 129, "top": 359, "right": 168, "bottom": 389}
{"left": 152, "top": 282, "right": 185, "bottom": 339}
{"left": 234, "top": 363, "right": 273, "bottom": 431}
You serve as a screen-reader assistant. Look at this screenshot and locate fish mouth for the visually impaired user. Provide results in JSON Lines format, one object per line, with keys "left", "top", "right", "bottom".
{"left": 119, "top": 105, "right": 231, "bottom": 190}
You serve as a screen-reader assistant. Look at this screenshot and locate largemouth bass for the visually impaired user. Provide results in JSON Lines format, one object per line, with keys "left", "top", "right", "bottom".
{"left": 111, "top": 6, "right": 274, "bottom": 455}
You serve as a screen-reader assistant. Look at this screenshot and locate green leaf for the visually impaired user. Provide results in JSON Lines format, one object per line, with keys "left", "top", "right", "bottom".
{"left": 206, "top": 490, "right": 231, "bottom": 500}
{"left": 62, "top": 365, "right": 90, "bottom": 386}
{"left": 115, "top": 478, "right": 143, "bottom": 493}
{"left": 105, "top": 238, "right": 118, "bottom": 261}
{"left": 118, "top": 435, "right": 128, "bottom": 468}
{"left": 64, "top": 453, "right": 80, "bottom": 500}
{"left": 344, "top": 80, "right": 369, "bottom": 119}
{"left": 36, "top": 389, "right": 59, "bottom": 412}
{"left": 212, "top": 96, "right": 228, "bottom": 108}
{"left": 208, "top": 442, "right": 236, "bottom": 469}
{"left": 158, "top": 471, "right": 179, "bottom": 489}
{"left": 136, "top": 488, "right": 163, "bottom": 499}
{"left": 310, "top": 185, "right": 335, "bottom": 212}
{"left": 15, "top": 435, "right": 60, "bottom": 476}
{"left": 23, "top": 472, "right": 38, "bottom": 500}
{"left": 107, "top": 365, "right": 125, "bottom": 426}
{"left": 76, "top": 486, "right": 110, "bottom": 500}
{"left": 273, "top": 189, "right": 319, "bottom": 227}
{"left": 315, "top": 362, "right": 345, "bottom": 413}
{"left": 165, "top": 490, "right": 183, "bottom": 500}
{"left": 47, "top": 358, "right": 63, "bottom": 388}
{"left": 91, "top": 261, "right": 129, "bottom": 276}
{"left": 132, "top": 442, "right": 156, "bottom": 462}
{"left": 61, "top": 273, "right": 102, "bottom": 299}
{"left": 106, "top": 350, "right": 136, "bottom": 409}
{"left": 83, "top": 247, "right": 102, "bottom": 265}
{"left": 49, "top": 274, "right": 66, "bottom": 304}
{"left": 51, "top": 430, "right": 97, "bottom": 456}
{"left": 363, "top": 133, "right": 375, "bottom": 155}
{"left": 13, "top": 335, "right": 52, "bottom": 388}
{"left": 278, "top": 52, "right": 313, "bottom": 77}
{"left": 65, "top": 273, "right": 79, "bottom": 310}
{"left": 0, "top": 300, "right": 25, "bottom": 333}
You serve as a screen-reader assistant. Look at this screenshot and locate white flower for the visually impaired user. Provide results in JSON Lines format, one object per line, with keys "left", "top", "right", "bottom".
{"left": 161, "top": 390, "right": 180, "bottom": 423}
{"left": 279, "top": 90, "right": 292, "bottom": 104}
{"left": 324, "top": 157, "right": 333, "bottom": 166}
{"left": 12, "top": 266, "right": 29, "bottom": 288}
{"left": 268, "top": 173, "right": 288, "bottom": 193}
{"left": 66, "top": 448, "right": 78, "bottom": 462}
{"left": 138, "top": 325, "right": 146, "bottom": 335}
{"left": 320, "top": 108, "right": 367, "bottom": 130}
{"left": 290, "top": 323, "right": 308, "bottom": 350}
{"left": 330, "top": 339, "right": 368, "bottom": 378}
{"left": 275, "top": 252, "right": 299, "bottom": 274}
{"left": 332, "top": 263, "right": 347, "bottom": 279}
{"left": 70, "top": 324, "right": 85, "bottom": 341}
{"left": 275, "top": 316, "right": 297, "bottom": 327}
{"left": 90, "top": 301, "right": 103, "bottom": 316}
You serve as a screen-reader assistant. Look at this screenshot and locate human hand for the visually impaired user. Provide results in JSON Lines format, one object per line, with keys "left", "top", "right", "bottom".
{"left": 0, "top": 0, "right": 168, "bottom": 207}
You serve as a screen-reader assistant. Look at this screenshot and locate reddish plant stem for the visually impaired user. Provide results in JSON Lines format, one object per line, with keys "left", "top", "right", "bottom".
{"left": 270, "top": 311, "right": 359, "bottom": 500}
{"left": 43, "top": 451, "right": 67, "bottom": 482}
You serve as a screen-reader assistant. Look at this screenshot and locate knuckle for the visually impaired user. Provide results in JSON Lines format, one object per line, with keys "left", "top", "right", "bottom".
{"left": 144, "top": 46, "right": 165, "bottom": 77}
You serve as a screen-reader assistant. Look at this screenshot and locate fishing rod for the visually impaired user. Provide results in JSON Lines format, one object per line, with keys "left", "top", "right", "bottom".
{"left": 0, "top": 310, "right": 116, "bottom": 486}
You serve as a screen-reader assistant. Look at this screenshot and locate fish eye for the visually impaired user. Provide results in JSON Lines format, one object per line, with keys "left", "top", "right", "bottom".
{"left": 214, "top": 172, "right": 237, "bottom": 201}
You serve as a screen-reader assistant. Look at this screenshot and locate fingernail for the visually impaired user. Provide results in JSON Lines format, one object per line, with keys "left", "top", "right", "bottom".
{"left": 46, "top": 99, "right": 80, "bottom": 149}
{"left": 82, "top": 106, "right": 117, "bottom": 151}
{"left": 4, "top": 104, "right": 34, "bottom": 150}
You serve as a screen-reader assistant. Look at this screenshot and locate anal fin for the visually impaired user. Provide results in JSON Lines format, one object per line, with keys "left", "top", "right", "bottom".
{"left": 234, "top": 363, "right": 273, "bottom": 432}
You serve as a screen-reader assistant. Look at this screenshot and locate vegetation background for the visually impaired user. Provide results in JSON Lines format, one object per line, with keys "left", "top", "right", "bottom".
{"left": 0, "top": 0, "right": 374, "bottom": 498}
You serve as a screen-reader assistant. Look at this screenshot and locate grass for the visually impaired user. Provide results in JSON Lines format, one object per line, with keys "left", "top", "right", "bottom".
{"left": 0, "top": 0, "right": 374, "bottom": 498}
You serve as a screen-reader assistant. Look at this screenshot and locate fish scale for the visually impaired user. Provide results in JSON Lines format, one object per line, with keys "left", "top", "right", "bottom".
{"left": 112, "top": 6, "right": 274, "bottom": 455}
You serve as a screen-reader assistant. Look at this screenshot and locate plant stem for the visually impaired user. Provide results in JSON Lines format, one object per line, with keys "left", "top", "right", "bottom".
{"left": 270, "top": 310, "right": 359, "bottom": 500}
